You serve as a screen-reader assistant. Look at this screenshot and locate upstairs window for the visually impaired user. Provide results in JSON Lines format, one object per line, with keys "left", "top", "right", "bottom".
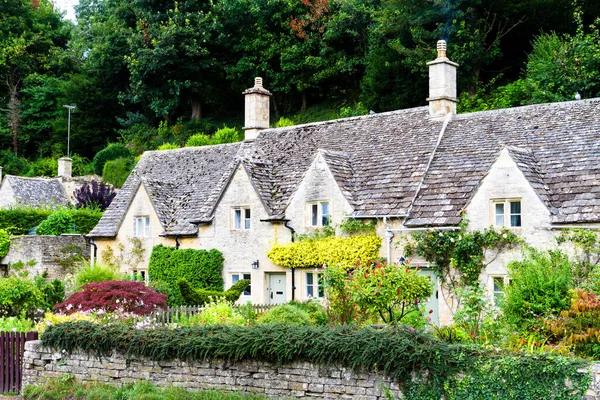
{"left": 233, "top": 207, "right": 251, "bottom": 230}
{"left": 232, "top": 273, "right": 251, "bottom": 296}
{"left": 309, "top": 202, "right": 330, "bottom": 227}
{"left": 492, "top": 200, "right": 521, "bottom": 227}
{"left": 134, "top": 216, "right": 150, "bottom": 237}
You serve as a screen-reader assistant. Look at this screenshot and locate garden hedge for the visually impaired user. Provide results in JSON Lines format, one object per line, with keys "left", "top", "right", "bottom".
{"left": 148, "top": 245, "right": 224, "bottom": 305}
{"left": 0, "top": 207, "right": 102, "bottom": 235}
{"left": 178, "top": 278, "right": 250, "bottom": 306}
{"left": 42, "top": 322, "right": 591, "bottom": 400}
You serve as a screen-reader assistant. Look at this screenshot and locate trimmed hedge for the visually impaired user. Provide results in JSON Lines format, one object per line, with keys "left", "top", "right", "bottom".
{"left": 267, "top": 234, "right": 382, "bottom": 268}
{"left": 177, "top": 278, "right": 250, "bottom": 306}
{"left": 0, "top": 207, "right": 51, "bottom": 235}
{"left": 149, "top": 245, "right": 224, "bottom": 305}
{"left": 70, "top": 207, "right": 103, "bottom": 234}
{"left": 93, "top": 143, "right": 133, "bottom": 175}
{"left": 0, "top": 229, "right": 10, "bottom": 258}
{"left": 41, "top": 322, "right": 591, "bottom": 400}
{"left": 102, "top": 157, "right": 134, "bottom": 188}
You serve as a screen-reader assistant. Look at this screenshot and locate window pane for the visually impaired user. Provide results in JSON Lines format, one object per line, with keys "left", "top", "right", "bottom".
{"left": 495, "top": 215, "right": 504, "bottom": 226}
{"left": 245, "top": 208, "right": 251, "bottom": 219}
{"left": 306, "top": 273, "right": 313, "bottom": 285}
{"left": 495, "top": 203, "right": 504, "bottom": 215}
{"left": 234, "top": 209, "right": 241, "bottom": 229}
{"left": 311, "top": 204, "right": 318, "bottom": 226}
{"left": 136, "top": 218, "right": 142, "bottom": 236}
{"left": 510, "top": 201, "right": 521, "bottom": 214}
{"left": 244, "top": 211, "right": 251, "bottom": 230}
{"left": 140, "top": 270, "right": 147, "bottom": 282}
{"left": 493, "top": 277, "right": 504, "bottom": 292}
{"left": 318, "top": 274, "right": 325, "bottom": 298}
{"left": 144, "top": 217, "right": 150, "bottom": 237}
{"left": 243, "top": 274, "right": 251, "bottom": 295}
{"left": 232, "top": 274, "right": 240, "bottom": 284}
{"left": 321, "top": 203, "right": 329, "bottom": 226}
{"left": 510, "top": 215, "right": 522, "bottom": 227}
{"left": 307, "top": 285, "right": 314, "bottom": 297}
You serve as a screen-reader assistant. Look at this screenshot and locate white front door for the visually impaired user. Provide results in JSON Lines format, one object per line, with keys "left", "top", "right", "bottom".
{"left": 267, "top": 273, "right": 286, "bottom": 304}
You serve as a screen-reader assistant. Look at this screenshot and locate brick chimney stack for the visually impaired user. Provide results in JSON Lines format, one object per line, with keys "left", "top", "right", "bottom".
{"left": 427, "top": 40, "right": 459, "bottom": 117}
{"left": 243, "top": 77, "right": 272, "bottom": 142}
{"left": 58, "top": 157, "right": 72, "bottom": 180}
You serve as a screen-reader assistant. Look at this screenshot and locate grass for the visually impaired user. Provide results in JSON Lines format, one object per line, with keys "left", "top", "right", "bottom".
{"left": 23, "top": 376, "right": 271, "bottom": 400}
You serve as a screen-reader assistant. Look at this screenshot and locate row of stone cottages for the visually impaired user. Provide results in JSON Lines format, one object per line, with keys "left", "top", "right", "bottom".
{"left": 2, "top": 41, "right": 599, "bottom": 325}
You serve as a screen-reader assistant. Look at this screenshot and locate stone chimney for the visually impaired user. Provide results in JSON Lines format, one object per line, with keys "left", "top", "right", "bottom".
{"left": 427, "top": 40, "right": 459, "bottom": 117}
{"left": 58, "top": 157, "right": 72, "bottom": 180}
{"left": 243, "top": 77, "right": 272, "bottom": 142}
{"left": 0, "top": 166, "right": 3, "bottom": 184}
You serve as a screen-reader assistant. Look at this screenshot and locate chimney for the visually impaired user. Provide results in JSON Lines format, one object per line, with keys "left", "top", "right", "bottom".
{"left": 427, "top": 40, "right": 459, "bottom": 117}
{"left": 0, "top": 166, "right": 3, "bottom": 184}
{"left": 58, "top": 157, "right": 72, "bottom": 180}
{"left": 243, "top": 77, "right": 272, "bottom": 142}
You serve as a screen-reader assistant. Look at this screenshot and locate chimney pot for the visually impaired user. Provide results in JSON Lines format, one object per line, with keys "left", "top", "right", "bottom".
{"left": 427, "top": 40, "right": 459, "bottom": 117}
{"left": 437, "top": 40, "right": 447, "bottom": 59}
{"left": 254, "top": 77, "right": 263, "bottom": 88}
{"left": 243, "top": 77, "right": 272, "bottom": 142}
{"left": 58, "top": 157, "right": 72, "bottom": 180}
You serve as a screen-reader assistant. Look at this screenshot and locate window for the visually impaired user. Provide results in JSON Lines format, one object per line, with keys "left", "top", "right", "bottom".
{"left": 492, "top": 200, "right": 521, "bottom": 227}
{"left": 309, "top": 202, "right": 330, "bottom": 227}
{"left": 131, "top": 269, "right": 148, "bottom": 284}
{"left": 232, "top": 273, "right": 251, "bottom": 296}
{"left": 491, "top": 276, "right": 511, "bottom": 306}
{"left": 306, "top": 272, "right": 324, "bottom": 299}
{"left": 233, "top": 207, "right": 251, "bottom": 230}
{"left": 134, "top": 216, "right": 150, "bottom": 237}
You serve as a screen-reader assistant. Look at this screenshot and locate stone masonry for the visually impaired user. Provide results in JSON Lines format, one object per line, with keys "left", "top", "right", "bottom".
{"left": 22, "top": 340, "right": 600, "bottom": 399}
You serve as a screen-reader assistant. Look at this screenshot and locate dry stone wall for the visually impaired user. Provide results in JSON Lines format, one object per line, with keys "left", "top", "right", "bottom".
{"left": 22, "top": 341, "right": 600, "bottom": 399}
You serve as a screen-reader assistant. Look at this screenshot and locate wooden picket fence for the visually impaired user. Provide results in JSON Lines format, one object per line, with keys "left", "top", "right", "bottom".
{"left": 153, "top": 304, "right": 275, "bottom": 324}
{"left": 0, "top": 331, "right": 38, "bottom": 394}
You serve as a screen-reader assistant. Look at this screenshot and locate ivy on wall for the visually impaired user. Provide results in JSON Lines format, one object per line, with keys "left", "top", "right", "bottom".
{"left": 267, "top": 234, "right": 382, "bottom": 268}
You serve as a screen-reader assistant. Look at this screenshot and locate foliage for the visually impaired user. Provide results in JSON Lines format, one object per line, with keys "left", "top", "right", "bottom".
{"left": 191, "top": 299, "right": 246, "bottom": 326}
{"left": 186, "top": 134, "right": 212, "bottom": 147}
{"left": 287, "top": 300, "right": 328, "bottom": 325}
{"left": 267, "top": 234, "right": 381, "bottom": 269}
{"left": 0, "top": 206, "right": 51, "bottom": 235}
{"left": 351, "top": 260, "right": 433, "bottom": 326}
{"left": 74, "top": 181, "right": 116, "bottom": 211}
{"left": 339, "top": 218, "right": 376, "bottom": 236}
{"left": 93, "top": 144, "right": 133, "bottom": 176}
{"left": 36, "top": 210, "right": 75, "bottom": 235}
{"left": 68, "top": 207, "right": 103, "bottom": 234}
{"left": 75, "top": 262, "right": 125, "bottom": 289}
{"left": 157, "top": 143, "right": 180, "bottom": 150}
{"left": 453, "top": 284, "right": 498, "bottom": 339}
{"left": 0, "top": 276, "right": 44, "bottom": 317}
{"left": 177, "top": 279, "right": 251, "bottom": 307}
{"left": 557, "top": 228, "right": 600, "bottom": 290}
{"left": 34, "top": 275, "right": 65, "bottom": 311}
{"left": 212, "top": 127, "right": 240, "bottom": 144}
{"left": 36, "top": 311, "right": 96, "bottom": 334}
{"left": 258, "top": 304, "right": 314, "bottom": 326}
{"left": 41, "top": 322, "right": 591, "bottom": 399}
{"left": 545, "top": 290, "right": 600, "bottom": 358}
{"left": 274, "top": 117, "right": 295, "bottom": 128}
{"left": 54, "top": 280, "right": 167, "bottom": 315}
{"left": 23, "top": 376, "right": 271, "bottom": 400}
{"left": 339, "top": 102, "right": 368, "bottom": 118}
{"left": 102, "top": 157, "right": 134, "bottom": 188}
{"left": 0, "top": 316, "right": 35, "bottom": 332}
{"left": 503, "top": 249, "right": 573, "bottom": 325}
{"left": 148, "top": 245, "right": 224, "bottom": 305}
{"left": 321, "top": 263, "right": 366, "bottom": 325}
{"left": 0, "top": 228, "right": 10, "bottom": 258}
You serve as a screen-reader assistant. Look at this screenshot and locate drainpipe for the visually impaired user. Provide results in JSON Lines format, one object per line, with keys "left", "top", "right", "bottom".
{"left": 174, "top": 235, "right": 181, "bottom": 249}
{"left": 383, "top": 217, "right": 394, "bottom": 264}
{"left": 85, "top": 237, "right": 97, "bottom": 266}
{"left": 284, "top": 220, "right": 296, "bottom": 301}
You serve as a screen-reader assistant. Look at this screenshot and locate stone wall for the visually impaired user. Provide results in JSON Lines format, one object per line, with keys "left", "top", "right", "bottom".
{"left": 1, "top": 235, "right": 89, "bottom": 279}
{"left": 22, "top": 340, "right": 600, "bottom": 399}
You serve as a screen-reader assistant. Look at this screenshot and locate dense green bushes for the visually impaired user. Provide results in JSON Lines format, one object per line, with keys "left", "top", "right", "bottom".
{"left": 36, "top": 210, "right": 75, "bottom": 235}
{"left": 41, "top": 322, "right": 591, "bottom": 399}
{"left": 177, "top": 278, "right": 250, "bottom": 307}
{"left": 0, "top": 229, "right": 10, "bottom": 258}
{"left": 0, "top": 206, "right": 102, "bottom": 236}
{"left": 93, "top": 143, "right": 133, "bottom": 175}
{"left": 102, "top": 157, "right": 134, "bottom": 188}
{"left": 149, "top": 245, "right": 224, "bottom": 305}
{"left": 0, "top": 207, "right": 51, "bottom": 235}
{"left": 0, "top": 277, "right": 43, "bottom": 317}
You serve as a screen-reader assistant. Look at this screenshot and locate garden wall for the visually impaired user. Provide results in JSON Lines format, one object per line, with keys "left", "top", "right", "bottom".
{"left": 21, "top": 340, "right": 600, "bottom": 399}
{"left": 1, "top": 235, "right": 89, "bottom": 279}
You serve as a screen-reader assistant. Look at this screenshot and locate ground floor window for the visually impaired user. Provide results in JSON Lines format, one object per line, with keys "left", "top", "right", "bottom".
{"left": 491, "top": 275, "right": 511, "bottom": 306}
{"left": 232, "top": 273, "right": 251, "bottom": 296}
{"left": 306, "top": 272, "right": 324, "bottom": 299}
{"left": 131, "top": 269, "right": 148, "bottom": 284}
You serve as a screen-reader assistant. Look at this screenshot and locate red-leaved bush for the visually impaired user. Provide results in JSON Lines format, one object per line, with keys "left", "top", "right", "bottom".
{"left": 54, "top": 280, "right": 167, "bottom": 315}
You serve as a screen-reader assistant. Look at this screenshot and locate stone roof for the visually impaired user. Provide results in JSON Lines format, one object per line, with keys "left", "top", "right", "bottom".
{"left": 89, "top": 98, "right": 600, "bottom": 237}
{"left": 2, "top": 176, "right": 69, "bottom": 208}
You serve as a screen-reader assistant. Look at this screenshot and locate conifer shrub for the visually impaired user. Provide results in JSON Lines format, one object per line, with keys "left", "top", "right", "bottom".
{"left": 54, "top": 280, "right": 167, "bottom": 315}
{"left": 177, "top": 278, "right": 250, "bottom": 306}
{"left": 93, "top": 143, "right": 133, "bottom": 175}
{"left": 102, "top": 157, "right": 134, "bottom": 188}
{"left": 148, "top": 245, "right": 224, "bottom": 305}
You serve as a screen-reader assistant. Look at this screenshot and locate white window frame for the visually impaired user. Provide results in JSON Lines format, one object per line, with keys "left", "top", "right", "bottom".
{"left": 134, "top": 216, "right": 150, "bottom": 237}
{"left": 491, "top": 199, "right": 521, "bottom": 227}
{"left": 231, "top": 273, "right": 251, "bottom": 296}
{"left": 232, "top": 207, "right": 251, "bottom": 230}
{"left": 305, "top": 271, "right": 324, "bottom": 299}
{"left": 308, "top": 201, "right": 330, "bottom": 227}
{"left": 131, "top": 269, "right": 149, "bottom": 284}
{"left": 490, "top": 275, "right": 511, "bottom": 306}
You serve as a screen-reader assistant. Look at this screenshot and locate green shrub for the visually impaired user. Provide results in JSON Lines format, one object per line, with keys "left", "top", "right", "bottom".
{"left": 149, "top": 245, "right": 224, "bottom": 305}
{"left": 212, "top": 126, "right": 240, "bottom": 144}
{"left": 190, "top": 299, "right": 246, "bottom": 326}
{"left": 0, "top": 316, "right": 35, "bottom": 332}
{"left": 0, "top": 149, "right": 30, "bottom": 175}
{"left": 34, "top": 275, "right": 65, "bottom": 310}
{"left": 185, "top": 134, "right": 212, "bottom": 147}
{"left": 93, "top": 143, "right": 133, "bottom": 175}
{"left": 75, "top": 262, "right": 124, "bottom": 289}
{"left": 102, "top": 157, "right": 134, "bottom": 188}
{"left": 503, "top": 249, "right": 573, "bottom": 325}
{"left": 258, "top": 304, "right": 313, "bottom": 326}
{"left": 157, "top": 143, "right": 180, "bottom": 150}
{"left": 36, "top": 210, "right": 75, "bottom": 235}
{"left": 0, "top": 229, "right": 10, "bottom": 258}
{"left": 287, "top": 300, "right": 327, "bottom": 325}
{"left": 0, "top": 206, "right": 51, "bottom": 235}
{"left": 69, "top": 207, "right": 103, "bottom": 234}
{"left": 0, "top": 277, "right": 43, "bottom": 317}
{"left": 177, "top": 278, "right": 250, "bottom": 307}
{"left": 41, "top": 322, "right": 591, "bottom": 399}
{"left": 70, "top": 154, "right": 95, "bottom": 176}
{"left": 274, "top": 117, "right": 295, "bottom": 128}
{"left": 26, "top": 157, "right": 57, "bottom": 177}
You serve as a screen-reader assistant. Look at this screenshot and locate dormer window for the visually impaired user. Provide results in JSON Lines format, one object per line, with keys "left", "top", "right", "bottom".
{"left": 233, "top": 207, "right": 251, "bottom": 230}
{"left": 309, "top": 202, "right": 330, "bottom": 227}
{"left": 134, "top": 216, "right": 150, "bottom": 237}
{"left": 492, "top": 199, "right": 521, "bottom": 227}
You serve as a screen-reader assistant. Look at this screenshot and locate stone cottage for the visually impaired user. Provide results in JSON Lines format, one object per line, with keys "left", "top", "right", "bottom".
{"left": 88, "top": 41, "right": 600, "bottom": 324}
